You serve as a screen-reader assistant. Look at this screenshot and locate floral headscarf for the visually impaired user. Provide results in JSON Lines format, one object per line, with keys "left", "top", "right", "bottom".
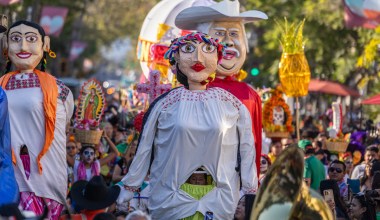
{"left": 164, "top": 32, "right": 225, "bottom": 64}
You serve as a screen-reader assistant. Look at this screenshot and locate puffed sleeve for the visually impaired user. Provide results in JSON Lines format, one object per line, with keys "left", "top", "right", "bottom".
{"left": 121, "top": 96, "right": 166, "bottom": 188}
{"left": 237, "top": 104, "right": 258, "bottom": 193}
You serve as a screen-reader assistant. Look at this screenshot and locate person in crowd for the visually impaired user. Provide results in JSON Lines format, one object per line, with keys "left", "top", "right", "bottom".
{"left": 313, "top": 140, "right": 323, "bottom": 152}
{"left": 268, "top": 141, "right": 282, "bottom": 163}
{"left": 342, "top": 153, "right": 354, "bottom": 181}
{"left": 317, "top": 132, "right": 328, "bottom": 150}
{"left": 69, "top": 134, "right": 119, "bottom": 182}
{"left": 100, "top": 122, "right": 115, "bottom": 154}
{"left": 281, "top": 137, "right": 293, "bottom": 149}
{"left": 0, "top": 20, "right": 74, "bottom": 219}
{"left": 328, "top": 160, "right": 349, "bottom": 199}
{"left": 66, "top": 137, "right": 79, "bottom": 189}
{"left": 320, "top": 179, "right": 350, "bottom": 220}
{"left": 360, "top": 159, "right": 380, "bottom": 191}
{"left": 351, "top": 145, "right": 379, "bottom": 179}
{"left": 112, "top": 141, "right": 137, "bottom": 183}
{"left": 117, "top": 32, "right": 257, "bottom": 219}
{"left": 186, "top": 168, "right": 209, "bottom": 185}
{"left": 98, "top": 122, "right": 117, "bottom": 184}
{"left": 259, "top": 154, "right": 271, "bottom": 185}
{"left": 125, "top": 210, "right": 151, "bottom": 220}
{"left": 60, "top": 176, "right": 120, "bottom": 220}
{"left": 349, "top": 192, "right": 377, "bottom": 220}
{"left": 233, "top": 194, "right": 256, "bottom": 220}
{"left": 299, "top": 139, "right": 326, "bottom": 190}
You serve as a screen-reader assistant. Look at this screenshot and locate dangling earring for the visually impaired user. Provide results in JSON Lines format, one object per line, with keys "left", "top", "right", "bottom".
{"left": 48, "top": 49, "right": 56, "bottom": 58}
{"left": 2, "top": 49, "right": 7, "bottom": 58}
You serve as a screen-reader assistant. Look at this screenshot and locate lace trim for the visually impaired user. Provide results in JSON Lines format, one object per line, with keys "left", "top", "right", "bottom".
{"left": 162, "top": 87, "right": 242, "bottom": 111}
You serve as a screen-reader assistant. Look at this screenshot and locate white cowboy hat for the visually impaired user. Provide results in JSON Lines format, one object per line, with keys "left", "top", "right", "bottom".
{"left": 175, "top": 0, "right": 268, "bottom": 30}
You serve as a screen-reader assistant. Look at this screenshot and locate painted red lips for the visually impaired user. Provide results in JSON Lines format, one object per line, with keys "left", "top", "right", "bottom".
{"left": 16, "top": 52, "right": 32, "bottom": 59}
{"left": 191, "top": 63, "right": 205, "bottom": 72}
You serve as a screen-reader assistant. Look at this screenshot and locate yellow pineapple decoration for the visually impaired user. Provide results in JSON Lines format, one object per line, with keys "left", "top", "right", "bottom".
{"left": 278, "top": 18, "right": 311, "bottom": 97}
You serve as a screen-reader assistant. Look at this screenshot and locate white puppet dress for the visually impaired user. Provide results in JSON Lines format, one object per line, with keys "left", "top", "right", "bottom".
{"left": 122, "top": 86, "right": 257, "bottom": 219}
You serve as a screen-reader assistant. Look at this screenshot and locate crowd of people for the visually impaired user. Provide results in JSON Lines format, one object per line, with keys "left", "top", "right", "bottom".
{"left": 259, "top": 128, "right": 380, "bottom": 220}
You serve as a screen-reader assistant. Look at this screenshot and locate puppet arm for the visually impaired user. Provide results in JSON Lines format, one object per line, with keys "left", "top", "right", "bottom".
{"left": 117, "top": 97, "right": 165, "bottom": 203}
{"left": 238, "top": 105, "right": 258, "bottom": 194}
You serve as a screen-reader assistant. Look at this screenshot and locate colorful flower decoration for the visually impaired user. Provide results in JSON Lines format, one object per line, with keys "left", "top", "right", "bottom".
{"left": 263, "top": 87, "right": 293, "bottom": 133}
{"left": 136, "top": 70, "right": 172, "bottom": 103}
{"left": 164, "top": 32, "right": 225, "bottom": 64}
{"left": 134, "top": 111, "right": 145, "bottom": 133}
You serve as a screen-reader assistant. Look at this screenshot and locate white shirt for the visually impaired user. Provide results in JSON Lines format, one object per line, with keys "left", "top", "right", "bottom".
{"left": 5, "top": 72, "right": 74, "bottom": 204}
{"left": 122, "top": 87, "right": 257, "bottom": 219}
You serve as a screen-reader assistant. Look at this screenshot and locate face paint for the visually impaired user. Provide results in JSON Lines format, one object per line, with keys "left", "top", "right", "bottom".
{"left": 208, "top": 21, "right": 246, "bottom": 76}
{"left": 83, "top": 148, "right": 95, "bottom": 164}
{"left": 177, "top": 41, "right": 218, "bottom": 88}
{"left": 8, "top": 24, "right": 44, "bottom": 72}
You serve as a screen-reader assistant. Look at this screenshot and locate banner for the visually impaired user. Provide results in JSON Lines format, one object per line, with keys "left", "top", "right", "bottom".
{"left": 0, "top": 0, "right": 20, "bottom": 5}
{"left": 69, "top": 41, "right": 87, "bottom": 61}
{"left": 39, "top": 6, "right": 68, "bottom": 37}
{"left": 344, "top": 0, "right": 380, "bottom": 29}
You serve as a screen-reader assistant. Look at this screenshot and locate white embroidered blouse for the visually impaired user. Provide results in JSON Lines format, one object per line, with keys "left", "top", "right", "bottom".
{"left": 122, "top": 87, "right": 257, "bottom": 219}
{"left": 4, "top": 72, "right": 74, "bottom": 204}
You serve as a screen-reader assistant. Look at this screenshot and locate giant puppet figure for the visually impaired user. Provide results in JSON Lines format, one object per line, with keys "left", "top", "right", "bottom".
{"left": 175, "top": 0, "right": 267, "bottom": 171}
{"left": 117, "top": 32, "right": 257, "bottom": 219}
{"left": 0, "top": 20, "right": 74, "bottom": 219}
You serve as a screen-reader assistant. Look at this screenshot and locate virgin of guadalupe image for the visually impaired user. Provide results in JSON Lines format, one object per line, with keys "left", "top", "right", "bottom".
{"left": 84, "top": 88, "right": 100, "bottom": 121}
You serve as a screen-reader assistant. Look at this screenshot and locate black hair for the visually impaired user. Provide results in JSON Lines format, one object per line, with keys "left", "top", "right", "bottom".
{"left": 4, "top": 20, "right": 47, "bottom": 73}
{"left": 243, "top": 194, "right": 255, "bottom": 220}
{"left": 360, "top": 159, "right": 380, "bottom": 188}
{"left": 233, "top": 194, "right": 256, "bottom": 220}
{"left": 366, "top": 145, "right": 379, "bottom": 154}
{"left": 330, "top": 160, "right": 346, "bottom": 172}
{"left": 93, "top": 212, "right": 116, "bottom": 220}
{"left": 315, "top": 140, "right": 323, "bottom": 149}
{"left": 80, "top": 144, "right": 96, "bottom": 155}
{"left": 319, "top": 180, "right": 350, "bottom": 219}
{"left": 353, "top": 193, "right": 377, "bottom": 220}
{"left": 175, "top": 63, "right": 189, "bottom": 89}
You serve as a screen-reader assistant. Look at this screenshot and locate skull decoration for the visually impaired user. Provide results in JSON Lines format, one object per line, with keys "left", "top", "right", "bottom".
{"left": 273, "top": 106, "right": 285, "bottom": 125}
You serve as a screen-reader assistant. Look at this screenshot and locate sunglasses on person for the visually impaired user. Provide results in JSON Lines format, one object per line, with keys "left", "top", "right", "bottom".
{"left": 261, "top": 159, "right": 267, "bottom": 165}
{"left": 83, "top": 150, "right": 95, "bottom": 156}
{"left": 66, "top": 146, "right": 76, "bottom": 150}
{"left": 344, "top": 160, "right": 353, "bottom": 164}
{"left": 328, "top": 167, "right": 343, "bottom": 173}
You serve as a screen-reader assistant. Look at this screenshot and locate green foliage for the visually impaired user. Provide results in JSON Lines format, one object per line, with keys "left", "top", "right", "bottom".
{"left": 244, "top": 0, "right": 371, "bottom": 86}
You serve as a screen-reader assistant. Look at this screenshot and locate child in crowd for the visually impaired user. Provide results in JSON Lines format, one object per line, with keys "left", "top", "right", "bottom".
{"left": 67, "top": 132, "right": 119, "bottom": 182}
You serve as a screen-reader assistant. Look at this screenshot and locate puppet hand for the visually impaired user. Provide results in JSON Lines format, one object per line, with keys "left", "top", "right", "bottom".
{"left": 117, "top": 186, "right": 135, "bottom": 205}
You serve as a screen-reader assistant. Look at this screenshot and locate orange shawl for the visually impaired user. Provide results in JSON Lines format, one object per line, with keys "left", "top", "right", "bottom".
{"left": 0, "top": 69, "right": 58, "bottom": 174}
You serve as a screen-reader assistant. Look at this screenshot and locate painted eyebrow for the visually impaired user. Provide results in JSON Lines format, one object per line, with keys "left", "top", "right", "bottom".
{"left": 228, "top": 28, "right": 240, "bottom": 32}
{"left": 213, "top": 27, "right": 227, "bottom": 31}
{"left": 9, "top": 31, "right": 22, "bottom": 35}
{"left": 9, "top": 31, "right": 39, "bottom": 35}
